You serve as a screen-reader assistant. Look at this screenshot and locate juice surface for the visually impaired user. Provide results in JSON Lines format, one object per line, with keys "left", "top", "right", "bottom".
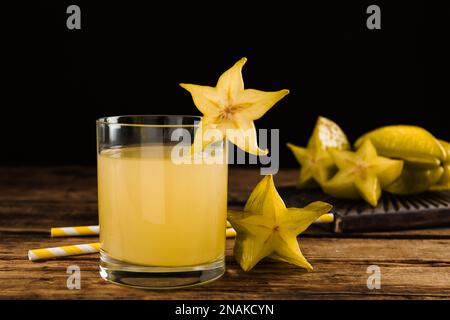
{"left": 97, "top": 145, "right": 228, "bottom": 267}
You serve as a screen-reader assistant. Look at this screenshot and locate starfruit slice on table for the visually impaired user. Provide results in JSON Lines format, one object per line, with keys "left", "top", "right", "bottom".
{"left": 180, "top": 58, "right": 289, "bottom": 155}
{"left": 385, "top": 165, "right": 444, "bottom": 194}
{"left": 287, "top": 116, "right": 350, "bottom": 188}
{"left": 322, "top": 140, "right": 404, "bottom": 207}
{"left": 228, "top": 175, "right": 332, "bottom": 272}
{"left": 355, "top": 125, "right": 446, "bottom": 168}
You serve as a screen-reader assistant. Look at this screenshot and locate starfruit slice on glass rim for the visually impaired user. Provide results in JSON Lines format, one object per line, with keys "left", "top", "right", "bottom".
{"left": 180, "top": 58, "right": 289, "bottom": 156}
{"left": 287, "top": 116, "right": 350, "bottom": 188}
{"left": 322, "top": 139, "right": 404, "bottom": 207}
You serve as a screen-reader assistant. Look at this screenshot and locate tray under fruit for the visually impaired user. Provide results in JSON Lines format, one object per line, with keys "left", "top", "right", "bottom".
{"left": 278, "top": 187, "right": 450, "bottom": 233}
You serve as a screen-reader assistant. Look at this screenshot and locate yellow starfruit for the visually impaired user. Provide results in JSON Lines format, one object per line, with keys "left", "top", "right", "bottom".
{"left": 429, "top": 139, "right": 450, "bottom": 191}
{"left": 228, "top": 175, "right": 332, "bottom": 272}
{"left": 386, "top": 165, "right": 444, "bottom": 194}
{"left": 180, "top": 58, "right": 289, "bottom": 155}
{"left": 355, "top": 125, "right": 446, "bottom": 168}
{"left": 322, "top": 140, "right": 403, "bottom": 206}
{"left": 287, "top": 116, "right": 350, "bottom": 188}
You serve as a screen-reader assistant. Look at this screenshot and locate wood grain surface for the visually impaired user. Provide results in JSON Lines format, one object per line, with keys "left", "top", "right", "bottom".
{"left": 1, "top": 166, "right": 450, "bottom": 299}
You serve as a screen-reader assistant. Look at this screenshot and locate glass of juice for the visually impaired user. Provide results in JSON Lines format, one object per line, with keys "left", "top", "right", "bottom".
{"left": 96, "top": 115, "right": 228, "bottom": 289}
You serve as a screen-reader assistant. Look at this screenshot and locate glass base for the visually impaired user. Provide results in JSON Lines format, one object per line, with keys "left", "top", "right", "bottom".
{"left": 99, "top": 250, "right": 225, "bottom": 289}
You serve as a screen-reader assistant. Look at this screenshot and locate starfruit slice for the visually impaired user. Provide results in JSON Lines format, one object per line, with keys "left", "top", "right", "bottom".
{"left": 355, "top": 125, "right": 446, "bottom": 168}
{"left": 307, "top": 116, "right": 351, "bottom": 150}
{"left": 322, "top": 140, "right": 403, "bottom": 206}
{"left": 228, "top": 175, "right": 332, "bottom": 272}
{"left": 287, "top": 117, "right": 350, "bottom": 188}
{"left": 286, "top": 143, "right": 336, "bottom": 188}
{"left": 180, "top": 58, "right": 289, "bottom": 155}
{"left": 385, "top": 165, "right": 444, "bottom": 194}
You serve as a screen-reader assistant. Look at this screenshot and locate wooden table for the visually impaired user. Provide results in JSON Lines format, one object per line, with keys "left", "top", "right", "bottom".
{"left": 1, "top": 167, "right": 450, "bottom": 299}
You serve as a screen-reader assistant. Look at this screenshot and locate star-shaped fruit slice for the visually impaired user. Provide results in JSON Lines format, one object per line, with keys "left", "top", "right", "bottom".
{"left": 180, "top": 58, "right": 289, "bottom": 155}
{"left": 287, "top": 117, "right": 350, "bottom": 188}
{"left": 306, "top": 116, "right": 351, "bottom": 150}
{"left": 228, "top": 175, "right": 333, "bottom": 272}
{"left": 287, "top": 143, "right": 335, "bottom": 188}
{"left": 322, "top": 140, "right": 404, "bottom": 206}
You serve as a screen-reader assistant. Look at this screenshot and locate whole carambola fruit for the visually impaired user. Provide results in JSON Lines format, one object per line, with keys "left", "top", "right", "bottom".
{"left": 385, "top": 165, "right": 444, "bottom": 194}
{"left": 437, "top": 139, "right": 450, "bottom": 163}
{"left": 355, "top": 125, "right": 446, "bottom": 168}
{"left": 429, "top": 140, "right": 450, "bottom": 191}
{"left": 429, "top": 165, "right": 450, "bottom": 191}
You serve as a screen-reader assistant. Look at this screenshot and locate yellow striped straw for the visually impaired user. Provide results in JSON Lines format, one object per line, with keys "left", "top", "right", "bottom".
{"left": 28, "top": 230, "right": 238, "bottom": 261}
{"left": 28, "top": 243, "right": 100, "bottom": 261}
{"left": 49, "top": 215, "right": 333, "bottom": 239}
{"left": 316, "top": 213, "right": 334, "bottom": 223}
{"left": 50, "top": 225, "right": 99, "bottom": 237}
{"left": 226, "top": 228, "right": 236, "bottom": 238}
{"left": 30, "top": 216, "right": 333, "bottom": 261}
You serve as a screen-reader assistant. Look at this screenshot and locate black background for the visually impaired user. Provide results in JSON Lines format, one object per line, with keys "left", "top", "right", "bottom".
{"left": 2, "top": 1, "right": 449, "bottom": 167}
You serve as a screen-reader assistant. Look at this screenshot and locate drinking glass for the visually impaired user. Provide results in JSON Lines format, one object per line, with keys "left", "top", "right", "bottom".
{"left": 96, "top": 115, "right": 227, "bottom": 289}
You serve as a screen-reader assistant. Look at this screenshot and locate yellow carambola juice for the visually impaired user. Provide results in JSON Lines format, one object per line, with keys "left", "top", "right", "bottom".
{"left": 98, "top": 145, "right": 227, "bottom": 267}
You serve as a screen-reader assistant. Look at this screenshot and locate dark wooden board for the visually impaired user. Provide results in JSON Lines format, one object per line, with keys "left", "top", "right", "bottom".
{"left": 278, "top": 187, "right": 450, "bottom": 233}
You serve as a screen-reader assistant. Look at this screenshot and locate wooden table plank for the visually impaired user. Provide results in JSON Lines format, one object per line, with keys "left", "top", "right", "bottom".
{"left": 2, "top": 166, "right": 450, "bottom": 299}
{"left": 2, "top": 234, "right": 450, "bottom": 299}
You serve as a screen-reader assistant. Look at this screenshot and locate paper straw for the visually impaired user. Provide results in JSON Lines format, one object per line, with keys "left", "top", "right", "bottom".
{"left": 28, "top": 231, "right": 237, "bottom": 262}
{"left": 31, "top": 216, "right": 332, "bottom": 261}
{"left": 316, "top": 213, "right": 334, "bottom": 223}
{"left": 50, "top": 225, "right": 99, "bottom": 237}
{"left": 28, "top": 243, "right": 100, "bottom": 261}
{"left": 49, "top": 214, "right": 333, "bottom": 239}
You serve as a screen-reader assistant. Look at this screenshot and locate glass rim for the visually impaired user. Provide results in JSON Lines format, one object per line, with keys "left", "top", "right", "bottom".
{"left": 96, "top": 114, "right": 203, "bottom": 128}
